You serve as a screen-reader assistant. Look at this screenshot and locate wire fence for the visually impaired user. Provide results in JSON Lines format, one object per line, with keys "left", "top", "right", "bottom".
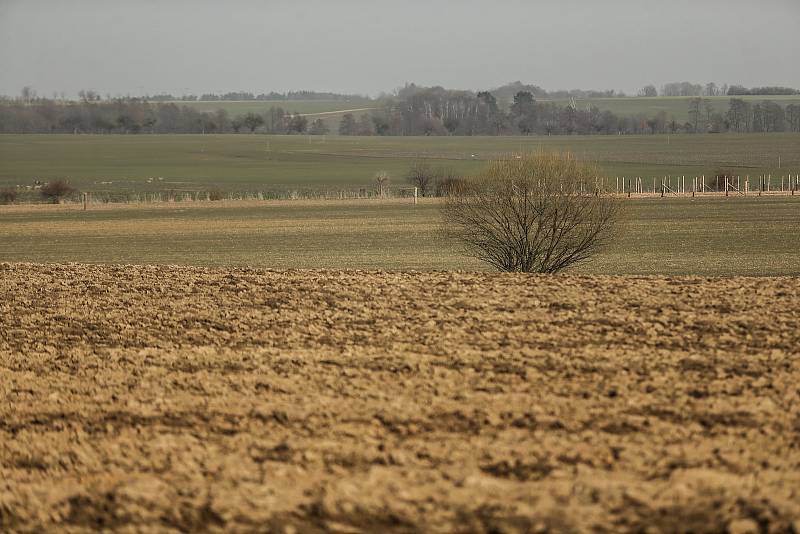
{"left": 2, "top": 173, "right": 799, "bottom": 207}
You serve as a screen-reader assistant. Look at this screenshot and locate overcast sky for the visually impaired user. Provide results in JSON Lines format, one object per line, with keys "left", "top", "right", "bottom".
{"left": 1, "top": 0, "right": 798, "bottom": 98}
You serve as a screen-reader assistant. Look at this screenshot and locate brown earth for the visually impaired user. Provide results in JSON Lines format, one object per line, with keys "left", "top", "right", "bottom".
{"left": 1, "top": 263, "right": 799, "bottom": 533}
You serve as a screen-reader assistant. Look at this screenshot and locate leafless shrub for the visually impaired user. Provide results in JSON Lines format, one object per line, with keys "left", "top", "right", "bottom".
{"left": 434, "top": 169, "right": 466, "bottom": 197}
{"left": 208, "top": 188, "right": 225, "bottom": 201}
{"left": 442, "top": 151, "right": 620, "bottom": 273}
{"left": 406, "top": 160, "right": 436, "bottom": 197}
{"left": 40, "top": 179, "right": 74, "bottom": 203}
{"left": 374, "top": 171, "right": 390, "bottom": 198}
{"left": 0, "top": 188, "right": 17, "bottom": 204}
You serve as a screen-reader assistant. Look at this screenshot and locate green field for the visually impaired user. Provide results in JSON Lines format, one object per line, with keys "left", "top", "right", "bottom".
{"left": 168, "top": 96, "right": 800, "bottom": 124}
{"left": 1, "top": 197, "right": 799, "bottom": 275}
{"left": 2, "top": 134, "right": 798, "bottom": 198}
{"left": 536, "top": 95, "right": 800, "bottom": 123}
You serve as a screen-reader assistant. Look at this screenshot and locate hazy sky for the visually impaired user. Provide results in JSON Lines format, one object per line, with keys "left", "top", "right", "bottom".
{"left": 1, "top": 0, "right": 798, "bottom": 98}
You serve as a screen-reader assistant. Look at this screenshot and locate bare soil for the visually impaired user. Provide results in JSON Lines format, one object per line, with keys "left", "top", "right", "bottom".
{"left": 1, "top": 263, "right": 799, "bottom": 533}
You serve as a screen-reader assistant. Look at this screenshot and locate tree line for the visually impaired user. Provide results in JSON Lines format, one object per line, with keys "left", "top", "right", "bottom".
{"left": 638, "top": 82, "right": 799, "bottom": 97}
{"left": 2, "top": 88, "right": 799, "bottom": 135}
{"left": 0, "top": 98, "right": 331, "bottom": 135}
{"left": 146, "top": 90, "right": 370, "bottom": 102}
{"left": 339, "top": 89, "right": 800, "bottom": 136}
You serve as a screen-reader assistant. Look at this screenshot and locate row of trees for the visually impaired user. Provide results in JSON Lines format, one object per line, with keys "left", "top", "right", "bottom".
{"left": 146, "top": 90, "right": 369, "bottom": 102}
{"left": 13, "top": 86, "right": 368, "bottom": 104}
{"left": 639, "top": 82, "right": 799, "bottom": 97}
{"left": 3, "top": 91, "right": 799, "bottom": 136}
{"left": 0, "top": 99, "right": 331, "bottom": 135}
{"left": 339, "top": 89, "right": 800, "bottom": 136}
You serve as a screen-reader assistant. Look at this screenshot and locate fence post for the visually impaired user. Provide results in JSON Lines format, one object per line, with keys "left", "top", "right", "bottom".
{"left": 414, "top": 187, "right": 418, "bottom": 205}
{"left": 82, "top": 192, "right": 87, "bottom": 211}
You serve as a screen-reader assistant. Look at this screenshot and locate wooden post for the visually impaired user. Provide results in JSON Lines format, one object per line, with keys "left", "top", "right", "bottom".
{"left": 82, "top": 192, "right": 87, "bottom": 210}
{"left": 414, "top": 187, "right": 418, "bottom": 205}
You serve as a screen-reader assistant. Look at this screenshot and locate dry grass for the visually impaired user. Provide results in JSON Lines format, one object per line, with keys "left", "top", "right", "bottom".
{"left": 1, "top": 263, "right": 799, "bottom": 532}
{"left": 1, "top": 197, "right": 800, "bottom": 275}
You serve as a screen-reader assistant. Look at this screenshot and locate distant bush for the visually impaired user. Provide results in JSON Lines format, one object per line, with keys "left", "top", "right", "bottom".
{"left": 374, "top": 171, "right": 390, "bottom": 197}
{"left": 208, "top": 189, "right": 225, "bottom": 201}
{"left": 40, "top": 179, "right": 74, "bottom": 203}
{"left": 406, "top": 161, "right": 436, "bottom": 197}
{"left": 435, "top": 174, "right": 467, "bottom": 197}
{"left": 0, "top": 188, "right": 17, "bottom": 204}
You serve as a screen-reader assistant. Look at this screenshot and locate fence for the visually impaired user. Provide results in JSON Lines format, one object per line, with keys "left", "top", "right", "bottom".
{"left": 4, "top": 175, "right": 799, "bottom": 207}
{"left": 607, "top": 174, "right": 799, "bottom": 197}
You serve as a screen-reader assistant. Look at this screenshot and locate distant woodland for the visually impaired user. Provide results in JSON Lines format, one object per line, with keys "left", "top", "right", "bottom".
{"left": 2, "top": 82, "right": 799, "bottom": 135}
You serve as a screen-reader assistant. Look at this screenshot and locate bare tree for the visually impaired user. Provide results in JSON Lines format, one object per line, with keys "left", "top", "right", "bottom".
{"left": 309, "top": 118, "right": 329, "bottom": 135}
{"left": 0, "top": 188, "right": 18, "bottom": 204}
{"left": 638, "top": 85, "right": 658, "bottom": 97}
{"left": 40, "top": 179, "right": 75, "bottom": 204}
{"left": 688, "top": 97, "right": 702, "bottom": 132}
{"left": 242, "top": 113, "right": 264, "bottom": 133}
{"left": 374, "top": 171, "right": 390, "bottom": 198}
{"left": 406, "top": 160, "right": 435, "bottom": 196}
{"left": 442, "top": 152, "right": 620, "bottom": 273}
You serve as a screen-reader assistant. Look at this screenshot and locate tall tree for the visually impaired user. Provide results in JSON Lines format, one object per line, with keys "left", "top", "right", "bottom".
{"left": 338, "top": 113, "right": 357, "bottom": 135}
{"left": 309, "top": 118, "right": 328, "bottom": 135}
{"left": 687, "top": 98, "right": 702, "bottom": 132}
{"left": 639, "top": 85, "right": 658, "bottom": 97}
{"left": 242, "top": 113, "right": 264, "bottom": 133}
{"left": 510, "top": 91, "right": 537, "bottom": 134}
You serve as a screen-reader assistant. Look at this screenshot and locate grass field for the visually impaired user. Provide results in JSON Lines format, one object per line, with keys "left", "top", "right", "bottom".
{"left": 1, "top": 197, "right": 799, "bottom": 276}
{"left": 164, "top": 98, "right": 374, "bottom": 116}
{"left": 2, "top": 133, "right": 798, "bottom": 196}
{"left": 168, "top": 96, "right": 800, "bottom": 125}
{"left": 537, "top": 95, "right": 800, "bottom": 123}
{"left": 154, "top": 99, "right": 376, "bottom": 133}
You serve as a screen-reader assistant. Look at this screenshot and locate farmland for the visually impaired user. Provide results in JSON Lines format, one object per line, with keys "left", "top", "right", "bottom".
{"left": 165, "top": 95, "right": 800, "bottom": 125}
{"left": 537, "top": 95, "right": 800, "bottom": 124}
{"left": 3, "top": 129, "right": 800, "bottom": 533}
{"left": 172, "top": 99, "right": 374, "bottom": 116}
{"left": 1, "top": 133, "right": 799, "bottom": 197}
{"left": 2, "top": 264, "right": 799, "bottom": 532}
{"left": 1, "top": 197, "right": 800, "bottom": 276}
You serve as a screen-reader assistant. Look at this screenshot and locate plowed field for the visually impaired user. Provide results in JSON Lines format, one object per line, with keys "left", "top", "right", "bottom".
{"left": 1, "top": 264, "right": 799, "bottom": 533}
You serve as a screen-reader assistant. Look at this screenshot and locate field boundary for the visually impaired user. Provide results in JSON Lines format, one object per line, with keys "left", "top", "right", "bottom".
{"left": 2, "top": 190, "right": 800, "bottom": 214}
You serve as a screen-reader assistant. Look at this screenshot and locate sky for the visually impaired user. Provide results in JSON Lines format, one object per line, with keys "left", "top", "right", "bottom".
{"left": 1, "top": 0, "right": 798, "bottom": 98}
